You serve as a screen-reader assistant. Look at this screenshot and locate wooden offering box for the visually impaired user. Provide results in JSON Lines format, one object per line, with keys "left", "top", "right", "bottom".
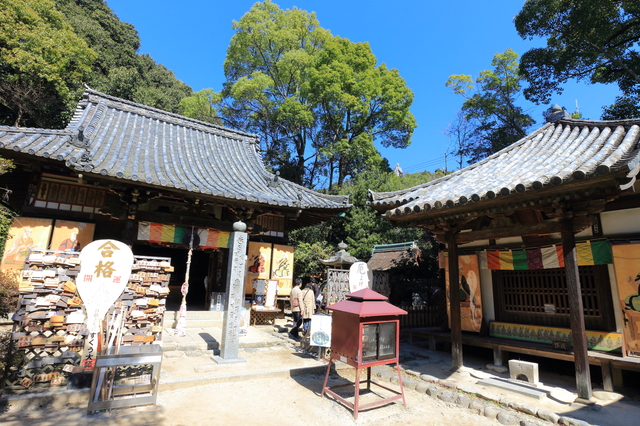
{"left": 322, "top": 288, "right": 407, "bottom": 419}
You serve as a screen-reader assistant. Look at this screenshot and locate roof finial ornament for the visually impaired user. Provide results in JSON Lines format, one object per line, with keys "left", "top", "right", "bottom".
{"left": 71, "top": 126, "right": 87, "bottom": 147}
{"left": 545, "top": 104, "right": 571, "bottom": 122}
{"left": 268, "top": 171, "right": 280, "bottom": 187}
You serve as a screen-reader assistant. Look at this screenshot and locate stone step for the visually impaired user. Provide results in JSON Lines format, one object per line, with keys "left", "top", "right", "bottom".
{"left": 162, "top": 310, "right": 224, "bottom": 329}
{"left": 477, "top": 377, "right": 550, "bottom": 400}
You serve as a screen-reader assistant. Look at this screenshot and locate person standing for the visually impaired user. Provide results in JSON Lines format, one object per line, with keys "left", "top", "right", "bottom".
{"left": 289, "top": 278, "right": 304, "bottom": 339}
{"left": 310, "top": 277, "right": 321, "bottom": 311}
{"left": 301, "top": 282, "right": 315, "bottom": 336}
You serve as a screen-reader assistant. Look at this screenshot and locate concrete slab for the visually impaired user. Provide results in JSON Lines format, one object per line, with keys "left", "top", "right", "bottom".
{"left": 477, "top": 377, "right": 549, "bottom": 400}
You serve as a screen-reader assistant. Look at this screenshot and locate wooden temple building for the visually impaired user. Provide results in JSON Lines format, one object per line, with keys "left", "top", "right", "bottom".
{"left": 0, "top": 89, "right": 350, "bottom": 309}
{"left": 368, "top": 108, "right": 640, "bottom": 399}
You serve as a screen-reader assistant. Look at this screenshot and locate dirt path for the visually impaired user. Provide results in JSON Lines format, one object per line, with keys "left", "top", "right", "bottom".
{"left": 0, "top": 372, "right": 547, "bottom": 426}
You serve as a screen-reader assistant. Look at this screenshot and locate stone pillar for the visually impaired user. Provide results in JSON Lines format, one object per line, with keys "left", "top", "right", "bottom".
{"left": 212, "top": 221, "right": 248, "bottom": 364}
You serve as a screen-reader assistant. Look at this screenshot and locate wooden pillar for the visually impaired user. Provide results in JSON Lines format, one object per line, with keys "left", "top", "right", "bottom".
{"left": 561, "top": 217, "right": 592, "bottom": 400}
{"left": 447, "top": 231, "right": 463, "bottom": 370}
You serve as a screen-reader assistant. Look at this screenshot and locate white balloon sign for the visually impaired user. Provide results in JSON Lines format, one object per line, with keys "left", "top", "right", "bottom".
{"left": 77, "top": 239, "right": 133, "bottom": 370}
{"left": 349, "top": 261, "right": 372, "bottom": 293}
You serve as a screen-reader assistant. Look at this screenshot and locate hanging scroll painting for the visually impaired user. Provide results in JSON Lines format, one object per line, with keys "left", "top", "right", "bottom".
{"left": 612, "top": 243, "right": 640, "bottom": 357}
{"left": 272, "top": 244, "right": 294, "bottom": 296}
{"left": 1, "top": 218, "right": 53, "bottom": 270}
{"left": 51, "top": 220, "right": 95, "bottom": 253}
{"left": 245, "top": 242, "right": 272, "bottom": 295}
{"left": 445, "top": 254, "right": 483, "bottom": 333}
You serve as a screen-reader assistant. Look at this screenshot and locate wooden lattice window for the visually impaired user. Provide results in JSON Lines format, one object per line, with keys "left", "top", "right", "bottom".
{"left": 33, "top": 173, "right": 108, "bottom": 214}
{"left": 255, "top": 214, "right": 286, "bottom": 237}
{"left": 492, "top": 265, "right": 615, "bottom": 331}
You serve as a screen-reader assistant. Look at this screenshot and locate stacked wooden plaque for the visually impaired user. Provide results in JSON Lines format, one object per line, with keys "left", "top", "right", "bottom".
{"left": 7, "top": 250, "right": 85, "bottom": 391}
{"left": 110, "top": 256, "right": 172, "bottom": 346}
{"left": 5, "top": 251, "right": 172, "bottom": 392}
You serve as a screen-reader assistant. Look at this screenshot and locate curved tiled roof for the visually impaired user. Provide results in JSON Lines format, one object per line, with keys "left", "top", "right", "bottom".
{"left": 0, "top": 89, "right": 350, "bottom": 211}
{"left": 369, "top": 119, "right": 640, "bottom": 218}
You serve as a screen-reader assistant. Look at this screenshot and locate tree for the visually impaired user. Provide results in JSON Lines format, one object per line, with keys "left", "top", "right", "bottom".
{"left": 290, "top": 169, "right": 438, "bottom": 264}
{"left": 56, "top": 0, "right": 192, "bottom": 114}
{"left": 0, "top": 0, "right": 193, "bottom": 127}
{"left": 220, "top": 1, "right": 416, "bottom": 188}
{"left": 444, "top": 111, "right": 474, "bottom": 169}
{"left": 292, "top": 241, "right": 335, "bottom": 279}
{"left": 290, "top": 169, "right": 442, "bottom": 306}
{"left": 179, "top": 89, "right": 222, "bottom": 125}
{"left": 0, "top": 0, "right": 97, "bottom": 127}
{"left": 307, "top": 36, "right": 416, "bottom": 188}
{"left": 446, "top": 49, "right": 535, "bottom": 163}
{"left": 515, "top": 0, "right": 640, "bottom": 119}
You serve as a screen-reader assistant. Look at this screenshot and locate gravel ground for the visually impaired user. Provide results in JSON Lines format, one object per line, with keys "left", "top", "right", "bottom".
{"left": 0, "top": 371, "right": 537, "bottom": 426}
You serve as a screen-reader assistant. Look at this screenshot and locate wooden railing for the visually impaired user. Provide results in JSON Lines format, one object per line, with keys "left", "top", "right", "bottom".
{"left": 399, "top": 305, "right": 440, "bottom": 329}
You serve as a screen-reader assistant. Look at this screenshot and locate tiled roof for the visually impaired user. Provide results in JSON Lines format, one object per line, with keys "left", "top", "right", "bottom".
{"left": 369, "top": 119, "right": 640, "bottom": 218}
{"left": 367, "top": 241, "right": 417, "bottom": 271}
{"left": 0, "top": 89, "right": 350, "bottom": 211}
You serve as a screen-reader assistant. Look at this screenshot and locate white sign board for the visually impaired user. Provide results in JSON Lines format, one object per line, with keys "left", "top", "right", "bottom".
{"left": 309, "top": 313, "right": 332, "bottom": 347}
{"left": 349, "top": 261, "right": 372, "bottom": 293}
{"left": 77, "top": 239, "right": 133, "bottom": 369}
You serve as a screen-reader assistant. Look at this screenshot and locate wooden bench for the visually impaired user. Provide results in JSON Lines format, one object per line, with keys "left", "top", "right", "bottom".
{"left": 250, "top": 307, "right": 281, "bottom": 326}
{"left": 403, "top": 327, "right": 640, "bottom": 392}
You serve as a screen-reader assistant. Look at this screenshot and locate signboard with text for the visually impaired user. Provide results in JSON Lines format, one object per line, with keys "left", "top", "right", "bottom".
{"left": 77, "top": 239, "right": 133, "bottom": 370}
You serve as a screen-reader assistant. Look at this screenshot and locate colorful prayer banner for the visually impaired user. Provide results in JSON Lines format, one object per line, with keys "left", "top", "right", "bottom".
{"left": 137, "top": 222, "right": 231, "bottom": 248}
{"left": 484, "top": 240, "right": 611, "bottom": 270}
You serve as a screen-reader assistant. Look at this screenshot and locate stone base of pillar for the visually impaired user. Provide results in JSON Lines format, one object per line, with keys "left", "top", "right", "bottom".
{"left": 211, "top": 355, "right": 247, "bottom": 365}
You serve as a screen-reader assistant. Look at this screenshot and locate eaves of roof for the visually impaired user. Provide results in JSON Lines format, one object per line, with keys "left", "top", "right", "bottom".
{"left": 368, "top": 119, "right": 640, "bottom": 219}
{"left": 0, "top": 89, "right": 351, "bottom": 212}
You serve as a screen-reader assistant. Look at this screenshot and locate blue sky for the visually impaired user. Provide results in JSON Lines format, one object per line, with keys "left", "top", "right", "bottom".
{"left": 107, "top": 0, "right": 620, "bottom": 175}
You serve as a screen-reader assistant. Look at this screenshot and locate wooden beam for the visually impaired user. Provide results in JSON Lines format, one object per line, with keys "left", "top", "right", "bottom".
{"left": 453, "top": 216, "right": 593, "bottom": 244}
{"left": 447, "top": 231, "right": 463, "bottom": 370}
{"left": 561, "top": 218, "right": 593, "bottom": 401}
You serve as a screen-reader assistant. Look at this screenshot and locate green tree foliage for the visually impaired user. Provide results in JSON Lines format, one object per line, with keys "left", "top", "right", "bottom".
{"left": 0, "top": 269, "right": 19, "bottom": 373}
{"left": 179, "top": 89, "right": 222, "bottom": 125}
{"left": 220, "top": 1, "right": 416, "bottom": 188}
{"left": 515, "top": 0, "right": 640, "bottom": 119}
{"left": 0, "top": 0, "right": 97, "bottom": 127}
{"left": 0, "top": 0, "right": 192, "bottom": 127}
{"left": 290, "top": 169, "right": 440, "bottom": 263}
{"left": 56, "top": 0, "right": 192, "bottom": 114}
{"left": 290, "top": 169, "right": 446, "bottom": 306}
{"left": 338, "top": 170, "right": 434, "bottom": 260}
{"left": 446, "top": 49, "right": 535, "bottom": 163}
{"left": 292, "top": 241, "right": 334, "bottom": 279}
{"left": 306, "top": 36, "right": 416, "bottom": 188}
